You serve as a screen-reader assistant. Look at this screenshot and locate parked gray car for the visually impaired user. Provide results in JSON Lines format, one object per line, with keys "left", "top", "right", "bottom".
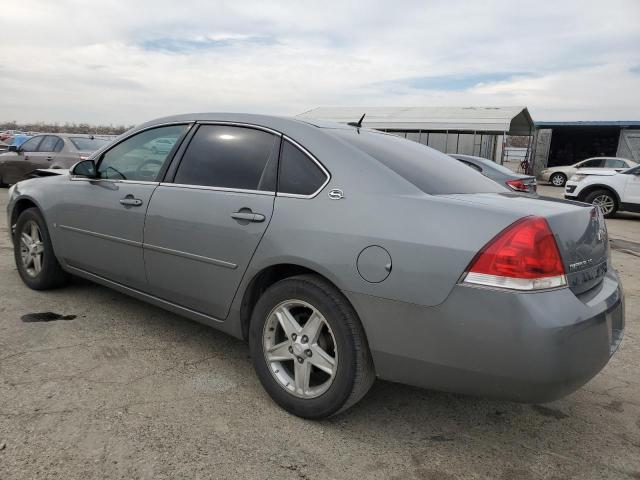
{"left": 450, "top": 154, "right": 537, "bottom": 193}
{"left": 6, "top": 113, "right": 624, "bottom": 419}
{"left": 0, "top": 134, "right": 110, "bottom": 185}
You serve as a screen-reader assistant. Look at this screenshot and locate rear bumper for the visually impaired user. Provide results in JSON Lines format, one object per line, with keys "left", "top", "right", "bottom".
{"left": 345, "top": 268, "right": 624, "bottom": 403}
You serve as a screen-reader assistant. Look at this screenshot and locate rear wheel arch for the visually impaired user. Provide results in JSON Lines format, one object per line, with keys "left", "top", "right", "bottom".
{"left": 240, "top": 263, "right": 351, "bottom": 342}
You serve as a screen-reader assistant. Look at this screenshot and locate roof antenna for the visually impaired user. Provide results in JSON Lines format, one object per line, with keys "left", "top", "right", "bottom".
{"left": 348, "top": 113, "right": 366, "bottom": 129}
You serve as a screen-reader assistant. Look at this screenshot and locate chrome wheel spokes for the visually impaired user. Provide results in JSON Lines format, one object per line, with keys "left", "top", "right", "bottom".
{"left": 592, "top": 195, "right": 615, "bottom": 215}
{"left": 20, "top": 221, "right": 44, "bottom": 277}
{"left": 263, "top": 300, "right": 337, "bottom": 398}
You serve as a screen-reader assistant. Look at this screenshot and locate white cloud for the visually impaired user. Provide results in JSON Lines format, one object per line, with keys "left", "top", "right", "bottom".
{"left": 0, "top": 0, "right": 639, "bottom": 123}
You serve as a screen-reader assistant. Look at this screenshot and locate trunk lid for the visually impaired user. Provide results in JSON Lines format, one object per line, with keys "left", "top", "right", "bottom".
{"left": 442, "top": 193, "right": 609, "bottom": 294}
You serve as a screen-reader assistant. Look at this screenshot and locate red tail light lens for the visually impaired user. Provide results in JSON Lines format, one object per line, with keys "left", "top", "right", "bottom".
{"left": 462, "top": 216, "right": 567, "bottom": 291}
{"left": 506, "top": 179, "right": 530, "bottom": 192}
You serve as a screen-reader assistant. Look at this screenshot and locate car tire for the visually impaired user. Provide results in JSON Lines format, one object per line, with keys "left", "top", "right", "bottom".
{"left": 584, "top": 189, "right": 618, "bottom": 218}
{"left": 14, "top": 208, "right": 69, "bottom": 290}
{"left": 249, "top": 274, "right": 375, "bottom": 419}
{"left": 550, "top": 173, "right": 567, "bottom": 187}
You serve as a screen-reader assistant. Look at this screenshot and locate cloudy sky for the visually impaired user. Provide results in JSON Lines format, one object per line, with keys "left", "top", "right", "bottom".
{"left": 1, "top": 0, "right": 639, "bottom": 125}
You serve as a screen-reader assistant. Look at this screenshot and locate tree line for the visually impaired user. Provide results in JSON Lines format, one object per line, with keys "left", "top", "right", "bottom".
{"left": 0, "top": 121, "right": 133, "bottom": 135}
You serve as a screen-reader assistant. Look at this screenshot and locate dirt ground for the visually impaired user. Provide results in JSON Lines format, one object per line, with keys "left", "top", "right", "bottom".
{"left": 0, "top": 186, "right": 639, "bottom": 480}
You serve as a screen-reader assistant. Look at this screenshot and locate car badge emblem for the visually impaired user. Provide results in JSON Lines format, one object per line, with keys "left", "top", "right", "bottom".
{"left": 328, "top": 189, "right": 344, "bottom": 200}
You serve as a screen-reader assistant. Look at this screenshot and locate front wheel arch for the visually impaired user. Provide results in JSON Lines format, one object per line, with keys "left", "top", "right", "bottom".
{"left": 578, "top": 185, "right": 621, "bottom": 204}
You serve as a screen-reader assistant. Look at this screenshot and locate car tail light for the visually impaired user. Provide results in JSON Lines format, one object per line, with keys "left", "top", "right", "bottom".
{"left": 506, "top": 179, "right": 531, "bottom": 192}
{"left": 461, "top": 216, "right": 566, "bottom": 291}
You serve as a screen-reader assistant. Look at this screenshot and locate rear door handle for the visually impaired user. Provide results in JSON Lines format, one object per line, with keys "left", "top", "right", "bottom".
{"left": 46, "top": 156, "right": 53, "bottom": 161}
{"left": 120, "top": 195, "right": 143, "bottom": 207}
{"left": 231, "top": 211, "right": 265, "bottom": 222}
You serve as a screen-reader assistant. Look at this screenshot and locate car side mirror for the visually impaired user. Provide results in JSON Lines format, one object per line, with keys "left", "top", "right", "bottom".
{"left": 8, "top": 145, "right": 18, "bottom": 152}
{"left": 71, "top": 159, "right": 97, "bottom": 178}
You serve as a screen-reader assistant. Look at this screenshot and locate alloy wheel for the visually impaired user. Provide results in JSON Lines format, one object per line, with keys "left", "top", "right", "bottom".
{"left": 19, "top": 220, "right": 44, "bottom": 277}
{"left": 551, "top": 174, "right": 565, "bottom": 186}
{"left": 262, "top": 299, "right": 337, "bottom": 399}
{"left": 592, "top": 194, "right": 615, "bottom": 215}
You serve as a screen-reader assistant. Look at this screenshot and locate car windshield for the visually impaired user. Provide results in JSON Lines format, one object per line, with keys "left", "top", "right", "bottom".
{"left": 69, "top": 137, "right": 110, "bottom": 151}
{"left": 331, "top": 129, "right": 507, "bottom": 195}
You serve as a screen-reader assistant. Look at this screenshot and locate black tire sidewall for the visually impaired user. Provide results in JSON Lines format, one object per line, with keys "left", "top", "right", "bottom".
{"left": 14, "top": 208, "right": 62, "bottom": 289}
{"left": 249, "top": 277, "right": 358, "bottom": 419}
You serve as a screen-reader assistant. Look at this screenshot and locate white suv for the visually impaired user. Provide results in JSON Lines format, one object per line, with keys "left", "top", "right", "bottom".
{"left": 564, "top": 165, "right": 640, "bottom": 217}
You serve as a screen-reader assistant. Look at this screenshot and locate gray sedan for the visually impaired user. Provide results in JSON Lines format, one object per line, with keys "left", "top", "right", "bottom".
{"left": 451, "top": 153, "right": 537, "bottom": 193}
{"left": 0, "top": 134, "right": 110, "bottom": 185}
{"left": 6, "top": 113, "right": 624, "bottom": 419}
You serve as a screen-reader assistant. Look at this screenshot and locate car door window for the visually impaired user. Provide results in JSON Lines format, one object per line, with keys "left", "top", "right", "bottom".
{"left": 20, "top": 137, "right": 43, "bottom": 152}
{"left": 173, "top": 125, "right": 279, "bottom": 191}
{"left": 278, "top": 140, "right": 329, "bottom": 196}
{"left": 581, "top": 159, "right": 605, "bottom": 168}
{"left": 53, "top": 137, "right": 64, "bottom": 152}
{"left": 604, "top": 159, "right": 626, "bottom": 168}
{"left": 38, "top": 136, "right": 60, "bottom": 152}
{"left": 97, "top": 125, "right": 188, "bottom": 181}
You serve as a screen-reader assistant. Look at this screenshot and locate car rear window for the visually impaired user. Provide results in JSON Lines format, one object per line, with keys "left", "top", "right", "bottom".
{"left": 69, "top": 137, "right": 110, "bottom": 151}
{"left": 331, "top": 130, "right": 507, "bottom": 195}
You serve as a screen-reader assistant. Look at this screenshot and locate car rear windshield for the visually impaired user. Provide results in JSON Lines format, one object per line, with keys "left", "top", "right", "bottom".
{"left": 69, "top": 137, "right": 110, "bottom": 151}
{"left": 331, "top": 129, "right": 507, "bottom": 195}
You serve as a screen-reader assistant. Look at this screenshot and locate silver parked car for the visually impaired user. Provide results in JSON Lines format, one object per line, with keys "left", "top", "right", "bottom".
{"left": 538, "top": 157, "right": 637, "bottom": 187}
{"left": 450, "top": 154, "right": 537, "bottom": 193}
{"left": 6, "top": 113, "right": 624, "bottom": 419}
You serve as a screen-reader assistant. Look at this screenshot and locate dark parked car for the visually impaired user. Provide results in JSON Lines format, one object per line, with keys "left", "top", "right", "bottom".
{"left": 450, "top": 154, "right": 537, "bottom": 193}
{"left": 7, "top": 113, "right": 624, "bottom": 419}
{"left": 0, "top": 134, "right": 110, "bottom": 186}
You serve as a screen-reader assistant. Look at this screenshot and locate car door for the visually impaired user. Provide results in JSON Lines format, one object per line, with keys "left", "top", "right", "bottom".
{"left": 53, "top": 124, "right": 190, "bottom": 290}
{"left": 0, "top": 136, "right": 44, "bottom": 184}
{"left": 143, "top": 123, "right": 280, "bottom": 319}
{"left": 622, "top": 166, "right": 640, "bottom": 205}
{"left": 27, "top": 135, "right": 62, "bottom": 170}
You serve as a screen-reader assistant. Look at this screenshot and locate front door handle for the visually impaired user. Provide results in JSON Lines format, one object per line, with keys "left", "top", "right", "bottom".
{"left": 231, "top": 210, "right": 265, "bottom": 223}
{"left": 120, "top": 195, "right": 143, "bottom": 207}
{"left": 46, "top": 156, "right": 53, "bottom": 161}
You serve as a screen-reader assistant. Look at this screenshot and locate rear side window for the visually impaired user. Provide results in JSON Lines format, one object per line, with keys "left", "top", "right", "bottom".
{"left": 278, "top": 140, "right": 328, "bottom": 196}
{"left": 604, "top": 159, "right": 626, "bottom": 168}
{"left": 37, "top": 136, "right": 60, "bottom": 152}
{"left": 175, "top": 125, "right": 279, "bottom": 191}
{"left": 332, "top": 130, "right": 506, "bottom": 195}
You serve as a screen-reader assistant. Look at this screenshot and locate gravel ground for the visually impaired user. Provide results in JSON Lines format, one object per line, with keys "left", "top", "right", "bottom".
{"left": 0, "top": 186, "right": 639, "bottom": 480}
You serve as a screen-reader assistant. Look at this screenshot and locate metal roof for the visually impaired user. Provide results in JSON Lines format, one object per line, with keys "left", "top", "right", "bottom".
{"left": 297, "top": 106, "right": 534, "bottom": 135}
{"left": 535, "top": 121, "right": 640, "bottom": 128}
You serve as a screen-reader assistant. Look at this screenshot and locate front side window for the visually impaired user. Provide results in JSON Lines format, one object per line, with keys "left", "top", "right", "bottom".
{"left": 38, "top": 136, "right": 61, "bottom": 153}
{"left": 278, "top": 140, "right": 328, "bottom": 196}
{"left": 174, "top": 125, "right": 279, "bottom": 191}
{"left": 97, "top": 125, "right": 188, "bottom": 181}
{"left": 20, "top": 136, "right": 43, "bottom": 152}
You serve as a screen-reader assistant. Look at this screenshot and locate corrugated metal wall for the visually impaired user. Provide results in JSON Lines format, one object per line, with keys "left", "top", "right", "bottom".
{"left": 617, "top": 129, "right": 640, "bottom": 162}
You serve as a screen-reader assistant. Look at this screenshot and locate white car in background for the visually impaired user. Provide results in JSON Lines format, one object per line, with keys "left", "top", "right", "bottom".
{"left": 539, "top": 157, "right": 637, "bottom": 187}
{"left": 564, "top": 164, "right": 640, "bottom": 217}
